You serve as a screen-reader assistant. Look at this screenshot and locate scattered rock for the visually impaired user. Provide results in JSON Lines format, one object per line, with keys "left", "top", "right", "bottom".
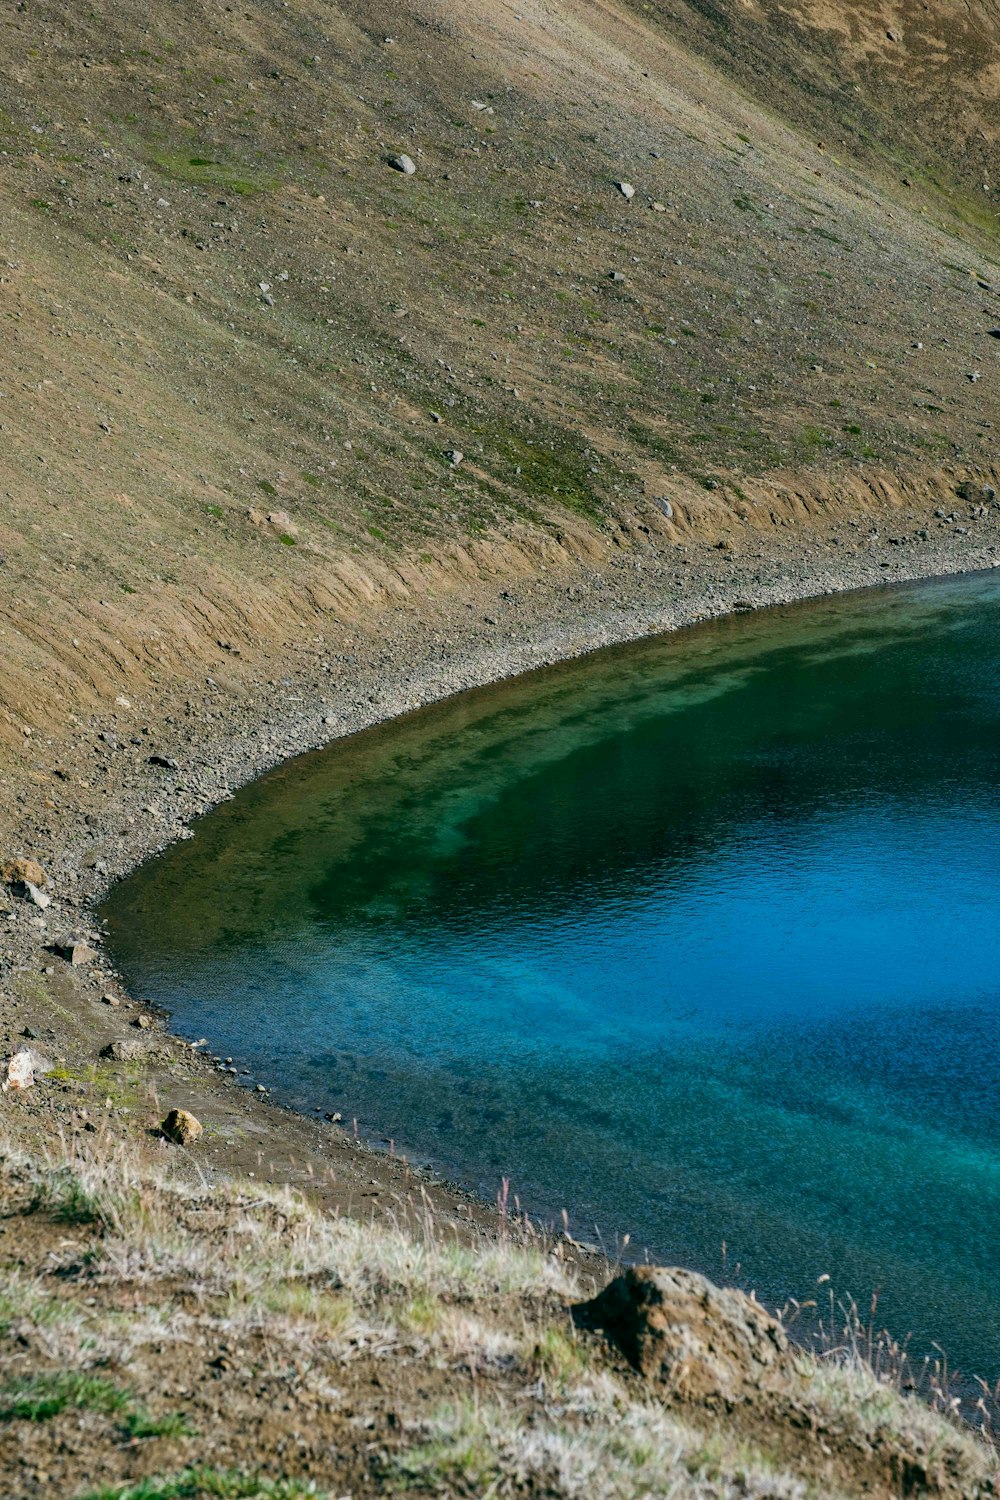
{"left": 17, "top": 881, "right": 51, "bottom": 910}
{"left": 1, "top": 857, "right": 46, "bottom": 888}
{"left": 102, "top": 994, "right": 121, "bottom": 1008}
{"left": 3, "top": 1050, "right": 35, "bottom": 1092}
{"left": 100, "top": 1037, "right": 154, "bottom": 1062}
{"left": 608, "top": 271, "right": 627, "bottom": 283}
{"left": 131, "top": 1015, "right": 153, "bottom": 1030}
{"left": 388, "top": 153, "right": 417, "bottom": 176}
{"left": 615, "top": 181, "right": 636, "bottom": 200}
{"left": 56, "top": 941, "right": 97, "bottom": 967}
{"left": 446, "top": 449, "right": 464, "bottom": 467}
{"left": 148, "top": 754, "right": 179, "bottom": 770}
{"left": 575, "top": 1266, "right": 794, "bottom": 1405}
{"left": 654, "top": 497, "right": 674, "bottom": 519}
{"left": 161, "top": 1108, "right": 203, "bottom": 1146}
{"left": 956, "top": 480, "right": 997, "bottom": 505}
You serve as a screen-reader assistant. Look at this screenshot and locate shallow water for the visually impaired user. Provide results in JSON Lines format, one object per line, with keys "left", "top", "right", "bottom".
{"left": 103, "top": 572, "right": 1000, "bottom": 1379}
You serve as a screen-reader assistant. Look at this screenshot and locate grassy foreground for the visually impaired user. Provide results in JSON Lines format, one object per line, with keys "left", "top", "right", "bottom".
{"left": 0, "top": 1124, "right": 996, "bottom": 1499}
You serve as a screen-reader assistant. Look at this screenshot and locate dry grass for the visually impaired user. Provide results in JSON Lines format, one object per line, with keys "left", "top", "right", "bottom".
{"left": 2, "top": 1131, "right": 997, "bottom": 1499}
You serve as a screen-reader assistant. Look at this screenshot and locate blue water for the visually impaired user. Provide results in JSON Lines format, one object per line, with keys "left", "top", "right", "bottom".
{"left": 102, "top": 571, "right": 1000, "bottom": 1379}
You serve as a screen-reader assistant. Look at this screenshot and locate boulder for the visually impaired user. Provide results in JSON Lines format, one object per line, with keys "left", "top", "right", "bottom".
{"left": 161, "top": 1108, "right": 203, "bottom": 1145}
{"left": 575, "top": 1266, "right": 794, "bottom": 1405}
{"left": 100, "top": 1037, "right": 154, "bottom": 1062}
{"left": 388, "top": 153, "right": 416, "bottom": 175}
{"left": 56, "top": 941, "right": 97, "bottom": 967}
{"left": 956, "top": 480, "right": 997, "bottom": 506}
{"left": 3, "top": 1050, "right": 35, "bottom": 1092}
{"left": 1, "top": 857, "right": 47, "bottom": 888}
{"left": 19, "top": 882, "right": 51, "bottom": 910}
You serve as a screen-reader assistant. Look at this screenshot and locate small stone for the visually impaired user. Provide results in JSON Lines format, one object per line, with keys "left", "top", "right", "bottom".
{"left": 651, "top": 201, "right": 666, "bottom": 212}
{"left": 608, "top": 270, "right": 627, "bottom": 283}
{"left": 447, "top": 449, "right": 464, "bottom": 466}
{"left": 654, "top": 497, "right": 674, "bottom": 519}
{"left": 102, "top": 994, "right": 121, "bottom": 1008}
{"left": 161, "top": 1108, "right": 203, "bottom": 1145}
{"left": 615, "top": 181, "right": 635, "bottom": 200}
{"left": 148, "top": 754, "right": 178, "bottom": 770}
{"left": 1, "top": 857, "right": 46, "bottom": 888}
{"left": 19, "top": 882, "right": 51, "bottom": 910}
{"left": 132, "top": 1015, "right": 153, "bottom": 1030}
{"left": 388, "top": 153, "right": 417, "bottom": 176}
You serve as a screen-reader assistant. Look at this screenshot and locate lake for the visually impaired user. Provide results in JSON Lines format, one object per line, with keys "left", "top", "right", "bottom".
{"left": 102, "top": 571, "right": 1000, "bottom": 1381}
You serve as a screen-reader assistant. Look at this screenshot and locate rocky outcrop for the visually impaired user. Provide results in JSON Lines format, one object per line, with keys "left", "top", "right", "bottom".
{"left": 576, "top": 1265, "right": 796, "bottom": 1405}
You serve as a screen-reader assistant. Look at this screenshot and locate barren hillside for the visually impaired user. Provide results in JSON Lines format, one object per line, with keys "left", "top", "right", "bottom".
{"left": 1, "top": 0, "right": 1000, "bottom": 764}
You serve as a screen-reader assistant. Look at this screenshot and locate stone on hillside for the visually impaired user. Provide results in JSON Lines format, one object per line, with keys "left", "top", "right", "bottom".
{"left": 956, "top": 480, "right": 997, "bottom": 506}
{"left": 266, "top": 510, "right": 298, "bottom": 536}
{"left": 161, "top": 1107, "right": 203, "bottom": 1145}
{"left": 654, "top": 497, "right": 674, "bottom": 519}
{"left": 20, "top": 882, "right": 51, "bottom": 910}
{"left": 389, "top": 153, "right": 417, "bottom": 176}
{"left": 608, "top": 271, "right": 626, "bottom": 283}
{"left": 56, "top": 941, "right": 97, "bottom": 967}
{"left": 615, "top": 180, "right": 635, "bottom": 200}
{"left": 1, "top": 857, "right": 47, "bottom": 889}
{"left": 100, "top": 1037, "right": 154, "bottom": 1062}
{"left": 3, "top": 1050, "right": 35, "bottom": 1092}
{"left": 447, "top": 449, "right": 464, "bottom": 466}
{"left": 575, "top": 1266, "right": 794, "bottom": 1405}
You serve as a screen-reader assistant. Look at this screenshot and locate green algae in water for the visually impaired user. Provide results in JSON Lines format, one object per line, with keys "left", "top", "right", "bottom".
{"left": 102, "top": 572, "right": 1000, "bottom": 1381}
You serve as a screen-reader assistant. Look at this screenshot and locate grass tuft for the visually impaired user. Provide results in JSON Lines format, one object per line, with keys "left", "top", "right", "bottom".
{"left": 0, "top": 1371, "right": 130, "bottom": 1422}
{"left": 76, "top": 1470, "right": 327, "bottom": 1500}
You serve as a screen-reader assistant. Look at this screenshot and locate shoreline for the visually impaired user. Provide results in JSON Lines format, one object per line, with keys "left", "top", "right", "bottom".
{"left": 3, "top": 497, "right": 1000, "bottom": 1262}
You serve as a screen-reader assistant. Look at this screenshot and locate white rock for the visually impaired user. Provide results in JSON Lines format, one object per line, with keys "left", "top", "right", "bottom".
{"left": 4, "top": 1050, "right": 34, "bottom": 1092}
{"left": 615, "top": 181, "right": 636, "bottom": 200}
{"left": 389, "top": 154, "right": 417, "bottom": 176}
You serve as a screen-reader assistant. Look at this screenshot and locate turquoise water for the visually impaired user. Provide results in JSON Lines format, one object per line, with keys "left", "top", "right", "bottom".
{"left": 102, "top": 573, "right": 1000, "bottom": 1380}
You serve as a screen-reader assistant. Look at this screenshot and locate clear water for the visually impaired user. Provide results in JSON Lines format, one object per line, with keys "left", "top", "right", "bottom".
{"left": 102, "top": 572, "right": 1000, "bottom": 1380}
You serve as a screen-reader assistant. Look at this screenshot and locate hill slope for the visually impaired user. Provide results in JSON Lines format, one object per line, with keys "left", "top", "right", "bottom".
{"left": 1, "top": 0, "right": 1000, "bottom": 761}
